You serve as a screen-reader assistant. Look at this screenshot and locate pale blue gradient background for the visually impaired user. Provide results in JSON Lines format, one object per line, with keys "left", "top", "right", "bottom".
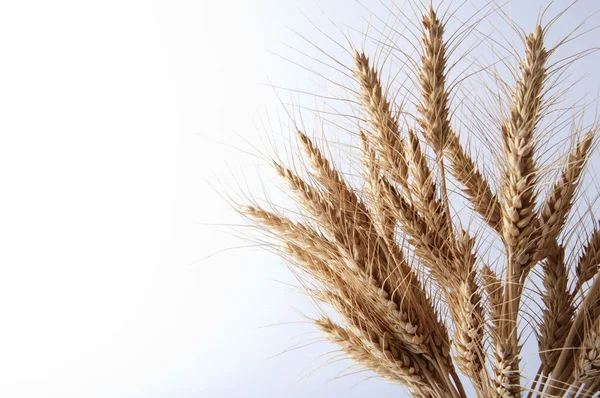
{"left": 0, "top": 1, "right": 598, "bottom": 397}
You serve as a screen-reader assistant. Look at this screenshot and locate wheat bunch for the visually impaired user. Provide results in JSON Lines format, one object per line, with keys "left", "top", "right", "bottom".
{"left": 240, "top": 2, "right": 600, "bottom": 397}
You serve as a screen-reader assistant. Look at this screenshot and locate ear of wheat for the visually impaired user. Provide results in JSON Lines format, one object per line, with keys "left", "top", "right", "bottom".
{"left": 240, "top": 3, "right": 600, "bottom": 397}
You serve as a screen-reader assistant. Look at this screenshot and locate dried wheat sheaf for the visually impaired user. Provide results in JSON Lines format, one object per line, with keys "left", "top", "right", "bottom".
{"left": 240, "top": 3, "right": 600, "bottom": 397}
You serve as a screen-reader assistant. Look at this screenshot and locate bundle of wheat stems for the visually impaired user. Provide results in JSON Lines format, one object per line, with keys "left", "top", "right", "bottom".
{"left": 241, "top": 2, "right": 600, "bottom": 397}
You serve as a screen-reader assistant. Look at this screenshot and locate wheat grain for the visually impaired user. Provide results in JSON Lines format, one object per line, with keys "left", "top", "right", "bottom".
{"left": 360, "top": 131, "right": 398, "bottom": 241}
{"left": 572, "top": 317, "right": 600, "bottom": 396}
{"left": 445, "top": 132, "right": 502, "bottom": 233}
{"left": 538, "top": 130, "right": 595, "bottom": 255}
{"left": 406, "top": 129, "right": 449, "bottom": 237}
{"left": 354, "top": 51, "right": 411, "bottom": 196}
{"left": 418, "top": 7, "right": 451, "bottom": 154}
{"left": 538, "top": 245, "right": 576, "bottom": 374}
{"left": 450, "top": 231, "right": 486, "bottom": 386}
{"left": 577, "top": 224, "right": 600, "bottom": 288}
{"left": 314, "top": 317, "right": 434, "bottom": 396}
